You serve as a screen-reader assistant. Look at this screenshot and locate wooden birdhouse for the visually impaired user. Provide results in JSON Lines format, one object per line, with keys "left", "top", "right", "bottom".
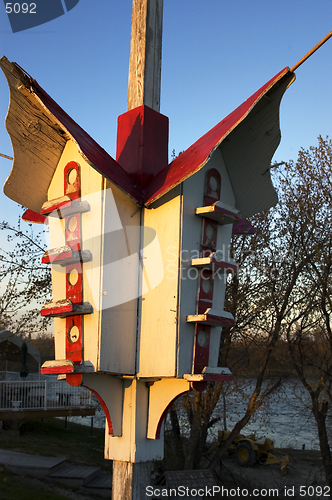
{"left": 0, "top": 54, "right": 295, "bottom": 461}
{"left": 0, "top": 55, "right": 295, "bottom": 386}
{"left": 2, "top": 0, "right": 331, "bottom": 490}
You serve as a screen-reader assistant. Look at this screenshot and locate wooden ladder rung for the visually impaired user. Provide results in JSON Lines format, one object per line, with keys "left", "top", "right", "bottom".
{"left": 42, "top": 246, "right": 92, "bottom": 266}
{"left": 41, "top": 196, "right": 90, "bottom": 218}
{"left": 41, "top": 299, "right": 93, "bottom": 318}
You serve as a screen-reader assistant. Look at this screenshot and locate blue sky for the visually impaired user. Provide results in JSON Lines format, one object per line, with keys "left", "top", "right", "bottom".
{"left": 0, "top": 0, "right": 331, "bottom": 225}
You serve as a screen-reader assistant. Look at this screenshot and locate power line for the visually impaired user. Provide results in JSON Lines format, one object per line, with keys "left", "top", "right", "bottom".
{"left": 290, "top": 30, "right": 332, "bottom": 73}
{"left": 0, "top": 153, "right": 13, "bottom": 160}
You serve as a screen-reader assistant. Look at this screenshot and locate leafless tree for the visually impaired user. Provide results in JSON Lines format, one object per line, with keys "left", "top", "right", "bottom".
{"left": 168, "top": 137, "right": 332, "bottom": 473}
{"left": 284, "top": 137, "right": 332, "bottom": 487}
{"left": 0, "top": 216, "right": 51, "bottom": 338}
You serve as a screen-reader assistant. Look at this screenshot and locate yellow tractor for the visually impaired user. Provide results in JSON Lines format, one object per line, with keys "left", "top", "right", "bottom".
{"left": 209, "top": 430, "right": 289, "bottom": 474}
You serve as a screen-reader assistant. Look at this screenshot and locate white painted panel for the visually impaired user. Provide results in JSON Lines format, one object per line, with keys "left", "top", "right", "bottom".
{"left": 178, "top": 172, "right": 204, "bottom": 377}
{"left": 83, "top": 373, "right": 124, "bottom": 437}
{"left": 147, "top": 378, "right": 190, "bottom": 439}
{"left": 99, "top": 180, "right": 140, "bottom": 374}
{"left": 104, "top": 379, "right": 164, "bottom": 462}
{"left": 211, "top": 151, "right": 236, "bottom": 368}
{"left": 138, "top": 190, "right": 181, "bottom": 377}
{"left": 80, "top": 168, "right": 104, "bottom": 371}
{"left": 47, "top": 141, "right": 104, "bottom": 370}
{"left": 179, "top": 151, "right": 236, "bottom": 375}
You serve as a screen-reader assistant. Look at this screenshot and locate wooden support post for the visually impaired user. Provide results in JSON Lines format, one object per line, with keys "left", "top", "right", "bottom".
{"left": 127, "top": 0, "right": 163, "bottom": 112}
{"left": 112, "top": 461, "right": 153, "bottom": 500}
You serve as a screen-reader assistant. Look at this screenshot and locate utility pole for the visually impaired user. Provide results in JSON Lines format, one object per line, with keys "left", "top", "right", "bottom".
{"left": 112, "top": 2, "right": 164, "bottom": 499}
{"left": 127, "top": 0, "right": 163, "bottom": 112}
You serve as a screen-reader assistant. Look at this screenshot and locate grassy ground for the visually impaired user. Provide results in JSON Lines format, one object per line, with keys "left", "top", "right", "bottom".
{"left": 1, "top": 417, "right": 108, "bottom": 471}
{"left": 0, "top": 418, "right": 325, "bottom": 499}
{"left": 0, "top": 417, "right": 110, "bottom": 499}
{"left": 0, "top": 470, "right": 76, "bottom": 500}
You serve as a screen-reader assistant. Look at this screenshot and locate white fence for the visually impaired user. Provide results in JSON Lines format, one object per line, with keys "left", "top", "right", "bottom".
{"left": 0, "top": 380, "right": 93, "bottom": 411}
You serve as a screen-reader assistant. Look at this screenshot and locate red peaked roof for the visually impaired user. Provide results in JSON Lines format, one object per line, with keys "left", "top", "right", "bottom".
{"left": 0, "top": 57, "right": 294, "bottom": 215}
{"left": 144, "top": 67, "right": 293, "bottom": 206}
{"left": 31, "top": 80, "right": 143, "bottom": 203}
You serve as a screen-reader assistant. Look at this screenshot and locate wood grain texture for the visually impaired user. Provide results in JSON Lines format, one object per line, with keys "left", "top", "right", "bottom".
{"left": 1, "top": 58, "right": 67, "bottom": 213}
{"left": 127, "top": 0, "right": 163, "bottom": 112}
{"left": 0, "top": 57, "right": 141, "bottom": 212}
{"left": 111, "top": 460, "right": 153, "bottom": 500}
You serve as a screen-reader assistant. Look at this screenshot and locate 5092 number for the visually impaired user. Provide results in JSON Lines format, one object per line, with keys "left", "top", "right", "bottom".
{"left": 300, "top": 485, "right": 330, "bottom": 497}
{"left": 5, "top": 3, "right": 36, "bottom": 14}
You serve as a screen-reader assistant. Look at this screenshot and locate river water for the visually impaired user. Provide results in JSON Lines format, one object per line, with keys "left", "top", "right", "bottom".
{"left": 210, "top": 379, "right": 322, "bottom": 450}
{"left": 67, "top": 379, "right": 328, "bottom": 451}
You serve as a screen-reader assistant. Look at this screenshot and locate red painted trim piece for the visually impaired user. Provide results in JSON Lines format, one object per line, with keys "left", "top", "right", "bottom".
{"left": 193, "top": 324, "right": 211, "bottom": 373}
{"left": 116, "top": 105, "right": 169, "bottom": 190}
{"left": 41, "top": 301, "right": 74, "bottom": 317}
{"left": 41, "top": 365, "right": 74, "bottom": 375}
{"left": 63, "top": 162, "right": 84, "bottom": 366}
{"left": 192, "top": 382, "right": 208, "bottom": 392}
{"left": 192, "top": 171, "right": 219, "bottom": 375}
{"left": 205, "top": 168, "right": 221, "bottom": 203}
{"left": 84, "top": 386, "right": 114, "bottom": 435}
{"left": 66, "top": 373, "right": 83, "bottom": 387}
{"left": 40, "top": 300, "right": 92, "bottom": 318}
{"left": 201, "top": 218, "right": 218, "bottom": 254}
{"left": 66, "top": 316, "right": 83, "bottom": 364}
{"left": 41, "top": 196, "right": 72, "bottom": 216}
{"left": 42, "top": 248, "right": 92, "bottom": 266}
{"left": 22, "top": 209, "right": 47, "bottom": 224}
{"left": 143, "top": 68, "right": 291, "bottom": 206}
{"left": 42, "top": 249, "right": 74, "bottom": 265}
